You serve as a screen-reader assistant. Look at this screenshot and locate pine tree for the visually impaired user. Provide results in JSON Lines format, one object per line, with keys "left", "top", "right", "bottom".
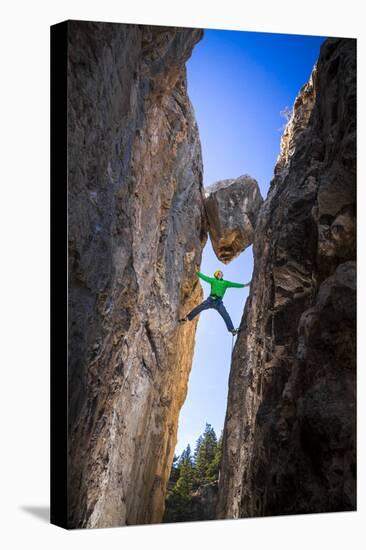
{"left": 194, "top": 423, "right": 218, "bottom": 485}
{"left": 206, "top": 430, "right": 223, "bottom": 481}
{"left": 169, "top": 454, "right": 180, "bottom": 483}
{"left": 163, "top": 444, "right": 195, "bottom": 522}
{"left": 179, "top": 444, "right": 193, "bottom": 466}
{"left": 164, "top": 425, "right": 223, "bottom": 523}
{"left": 175, "top": 444, "right": 194, "bottom": 496}
{"left": 193, "top": 435, "right": 203, "bottom": 464}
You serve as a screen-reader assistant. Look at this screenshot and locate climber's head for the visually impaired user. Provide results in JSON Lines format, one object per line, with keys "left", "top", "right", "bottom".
{"left": 214, "top": 270, "right": 223, "bottom": 280}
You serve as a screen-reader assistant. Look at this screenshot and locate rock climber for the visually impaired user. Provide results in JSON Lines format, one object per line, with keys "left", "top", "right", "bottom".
{"left": 179, "top": 270, "right": 250, "bottom": 335}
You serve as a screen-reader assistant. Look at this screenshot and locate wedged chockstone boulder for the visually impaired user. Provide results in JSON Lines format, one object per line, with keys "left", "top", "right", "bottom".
{"left": 204, "top": 175, "right": 263, "bottom": 263}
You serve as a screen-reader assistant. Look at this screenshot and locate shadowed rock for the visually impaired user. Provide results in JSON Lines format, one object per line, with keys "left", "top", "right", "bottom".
{"left": 204, "top": 175, "right": 263, "bottom": 263}
{"left": 191, "top": 482, "right": 218, "bottom": 520}
{"left": 218, "top": 38, "right": 356, "bottom": 519}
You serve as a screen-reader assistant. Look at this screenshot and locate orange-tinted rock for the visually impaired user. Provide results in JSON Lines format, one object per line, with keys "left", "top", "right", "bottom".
{"left": 67, "top": 22, "right": 206, "bottom": 528}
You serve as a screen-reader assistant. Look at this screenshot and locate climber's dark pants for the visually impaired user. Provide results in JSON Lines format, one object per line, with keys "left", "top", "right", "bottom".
{"left": 187, "top": 296, "right": 234, "bottom": 332}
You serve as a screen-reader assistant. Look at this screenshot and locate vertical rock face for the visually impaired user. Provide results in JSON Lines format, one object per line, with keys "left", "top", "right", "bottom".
{"left": 204, "top": 175, "right": 263, "bottom": 263}
{"left": 67, "top": 21, "right": 206, "bottom": 528}
{"left": 191, "top": 482, "right": 219, "bottom": 520}
{"left": 218, "top": 38, "right": 356, "bottom": 518}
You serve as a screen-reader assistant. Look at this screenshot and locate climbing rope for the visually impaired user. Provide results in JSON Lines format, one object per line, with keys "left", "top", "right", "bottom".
{"left": 231, "top": 332, "right": 235, "bottom": 358}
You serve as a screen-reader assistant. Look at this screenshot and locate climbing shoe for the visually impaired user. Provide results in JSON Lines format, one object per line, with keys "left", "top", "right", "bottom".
{"left": 231, "top": 328, "right": 239, "bottom": 335}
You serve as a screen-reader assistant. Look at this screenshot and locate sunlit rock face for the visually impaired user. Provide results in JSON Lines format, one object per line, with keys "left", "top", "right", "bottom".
{"left": 204, "top": 175, "right": 263, "bottom": 263}
{"left": 218, "top": 38, "right": 356, "bottom": 519}
{"left": 67, "top": 22, "right": 207, "bottom": 528}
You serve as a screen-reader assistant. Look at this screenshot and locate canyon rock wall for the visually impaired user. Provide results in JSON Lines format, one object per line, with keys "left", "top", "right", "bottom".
{"left": 191, "top": 482, "right": 219, "bottom": 521}
{"left": 218, "top": 38, "right": 356, "bottom": 518}
{"left": 67, "top": 21, "right": 207, "bottom": 528}
{"left": 204, "top": 175, "right": 263, "bottom": 263}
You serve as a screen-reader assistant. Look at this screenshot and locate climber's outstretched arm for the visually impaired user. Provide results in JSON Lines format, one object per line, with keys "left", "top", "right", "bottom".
{"left": 226, "top": 281, "right": 246, "bottom": 288}
{"left": 196, "top": 271, "right": 215, "bottom": 284}
{"left": 226, "top": 280, "right": 250, "bottom": 288}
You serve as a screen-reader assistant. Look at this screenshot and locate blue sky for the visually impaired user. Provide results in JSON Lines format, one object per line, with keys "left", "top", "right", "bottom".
{"left": 175, "top": 29, "right": 326, "bottom": 455}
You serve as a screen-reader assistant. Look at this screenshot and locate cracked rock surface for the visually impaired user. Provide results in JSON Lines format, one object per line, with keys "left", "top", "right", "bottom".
{"left": 67, "top": 21, "right": 207, "bottom": 528}
{"left": 204, "top": 175, "right": 263, "bottom": 263}
{"left": 218, "top": 38, "right": 356, "bottom": 518}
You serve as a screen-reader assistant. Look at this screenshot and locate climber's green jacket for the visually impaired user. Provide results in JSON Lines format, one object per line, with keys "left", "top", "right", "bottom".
{"left": 197, "top": 271, "right": 245, "bottom": 298}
